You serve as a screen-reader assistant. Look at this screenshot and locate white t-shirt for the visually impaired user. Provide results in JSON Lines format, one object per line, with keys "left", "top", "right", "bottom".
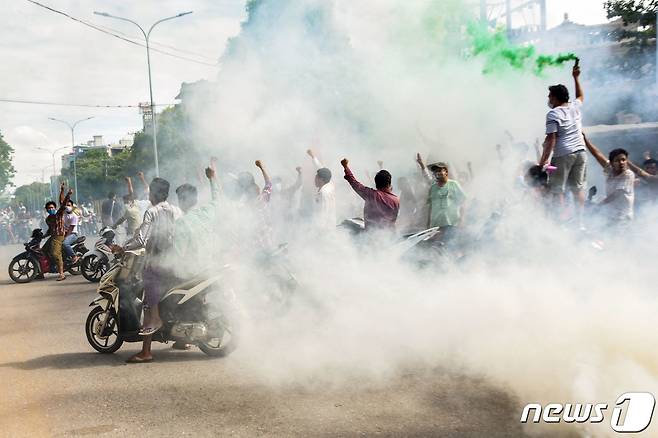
{"left": 314, "top": 182, "right": 336, "bottom": 230}
{"left": 605, "top": 166, "right": 635, "bottom": 222}
{"left": 546, "top": 100, "right": 585, "bottom": 158}
{"left": 64, "top": 212, "right": 79, "bottom": 234}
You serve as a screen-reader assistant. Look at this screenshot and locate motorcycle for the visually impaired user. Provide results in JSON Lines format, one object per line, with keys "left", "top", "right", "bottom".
{"left": 337, "top": 217, "right": 445, "bottom": 262}
{"left": 14, "top": 218, "right": 32, "bottom": 243}
{"left": 81, "top": 227, "right": 116, "bottom": 282}
{"left": 8, "top": 228, "right": 89, "bottom": 283}
{"left": 85, "top": 249, "right": 239, "bottom": 357}
{"left": 79, "top": 206, "right": 98, "bottom": 236}
{"left": 0, "top": 220, "right": 14, "bottom": 245}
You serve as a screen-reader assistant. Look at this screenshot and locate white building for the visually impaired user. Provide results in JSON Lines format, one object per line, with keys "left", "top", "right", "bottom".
{"left": 61, "top": 134, "right": 135, "bottom": 170}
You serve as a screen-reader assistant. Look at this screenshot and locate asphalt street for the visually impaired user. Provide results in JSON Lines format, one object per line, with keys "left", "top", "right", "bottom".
{"left": 0, "top": 244, "right": 577, "bottom": 438}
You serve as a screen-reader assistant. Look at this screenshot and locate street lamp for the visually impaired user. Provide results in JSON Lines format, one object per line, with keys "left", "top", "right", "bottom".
{"left": 94, "top": 10, "right": 193, "bottom": 177}
{"left": 48, "top": 116, "right": 94, "bottom": 203}
{"left": 35, "top": 145, "right": 70, "bottom": 199}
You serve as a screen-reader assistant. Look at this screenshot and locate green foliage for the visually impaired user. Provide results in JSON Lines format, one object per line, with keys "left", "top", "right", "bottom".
{"left": 605, "top": 0, "right": 657, "bottom": 39}
{"left": 61, "top": 148, "right": 133, "bottom": 202}
{"left": 0, "top": 130, "right": 16, "bottom": 194}
{"left": 129, "top": 105, "right": 200, "bottom": 182}
{"left": 603, "top": 0, "right": 657, "bottom": 77}
{"left": 13, "top": 182, "right": 50, "bottom": 211}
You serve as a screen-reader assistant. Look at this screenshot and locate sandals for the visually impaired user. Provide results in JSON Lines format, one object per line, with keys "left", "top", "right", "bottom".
{"left": 138, "top": 324, "right": 163, "bottom": 336}
{"left": 126, "top": 355, "right": 153, "bottom": 364}
{"left": 56, "top": 275, "right": 66, "bottom": 282}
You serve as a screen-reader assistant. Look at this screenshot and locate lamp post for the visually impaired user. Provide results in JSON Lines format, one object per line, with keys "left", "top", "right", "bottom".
{"left": 94, "top": 10, "right": 193, "bottom": 177}
{"left": 48, "top": 116, "right": 94, "bottom": 203}
{"left": 35, "top": 145, "right": 70, "bottom": 199}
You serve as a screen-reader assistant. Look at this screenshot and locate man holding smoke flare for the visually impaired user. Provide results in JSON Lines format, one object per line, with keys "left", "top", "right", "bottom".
{"left": 539, "top": 59, "right": 586, "bottom": 227}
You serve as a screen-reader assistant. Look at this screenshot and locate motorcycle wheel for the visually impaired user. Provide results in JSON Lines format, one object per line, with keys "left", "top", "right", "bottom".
{"left": 198, "top": 323, "right": 238, "bottom": 357}
{"left": 67, "top": 247, "right": 87, "bottom": 276}
{"left": 8, "top": 256, "right": 38, "bottom": 283}
{"left": 85, "top": 306, "right": 123, "bottom": 354}
{"left": 81, "top": 255, "right": 107, "bottom": 283}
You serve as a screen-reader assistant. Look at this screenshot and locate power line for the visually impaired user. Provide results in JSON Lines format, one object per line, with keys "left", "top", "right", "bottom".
{"left": 93, "top": 22, "right": 218, "bottom": 62}
{"left": 0, "top": 98, "right": 175, "bottom": 108}
{"left": 25, "top": 0, "right": 220, "bottom": 67}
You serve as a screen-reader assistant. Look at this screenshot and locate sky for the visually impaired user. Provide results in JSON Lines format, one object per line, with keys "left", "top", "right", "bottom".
{"left": 1, "top": 0, "right": 609, "bottom": 187}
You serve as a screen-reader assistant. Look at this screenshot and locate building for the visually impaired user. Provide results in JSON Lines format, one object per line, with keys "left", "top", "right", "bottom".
{"left": 61, "top": 134, "right": 135, "bottom": 170}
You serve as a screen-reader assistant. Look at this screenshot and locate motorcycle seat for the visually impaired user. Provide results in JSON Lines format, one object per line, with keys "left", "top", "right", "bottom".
{"left": 74, "top": 236, "right": 86, "bottom": 245}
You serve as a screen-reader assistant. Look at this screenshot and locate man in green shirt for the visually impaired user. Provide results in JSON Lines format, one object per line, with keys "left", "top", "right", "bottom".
{"left": 173, "top": 165, "right": 220, "bottom": 279}
{"left": 416, "top": 154, "right": 466, "bottom": 230}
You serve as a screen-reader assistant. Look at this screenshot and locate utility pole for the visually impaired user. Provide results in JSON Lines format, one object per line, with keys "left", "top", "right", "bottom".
{"left": 506, "top": 0, "right": 512, "bottom": 36}
{"left": 94, "top": 10, "right": 193, "bottom": 177}
{"left": 48, "top": 116, "right": 94, "bottom": 204}
{"left": 539, "top": 0, "right": 547, "bottom": 32}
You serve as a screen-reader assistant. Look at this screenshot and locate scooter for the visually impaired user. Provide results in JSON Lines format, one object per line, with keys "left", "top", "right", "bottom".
{"left": 85, "top": 249, "right": 239, "bottom": 357}
{"left": 81, "top": 227, "right": 116, "bottom": 282}
{"left": 337, "top": 218, "right": 444, "bottom": 262}
{"left": 8, "top": 229, "right": 88, "bottom": 283}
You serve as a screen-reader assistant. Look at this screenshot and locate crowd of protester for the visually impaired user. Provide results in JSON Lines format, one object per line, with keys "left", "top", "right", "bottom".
{"left": 7, "top": 61, "right": 658, "bottom": 360}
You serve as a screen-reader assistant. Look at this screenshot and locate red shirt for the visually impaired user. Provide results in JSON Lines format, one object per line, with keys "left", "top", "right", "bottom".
{"left": 344, "top": 167, "right": 399, "bottom": 230}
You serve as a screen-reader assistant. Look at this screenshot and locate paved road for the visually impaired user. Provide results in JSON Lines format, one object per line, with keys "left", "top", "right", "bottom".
{"left": 0, "top": 245, "right": 575, "bottom": 438}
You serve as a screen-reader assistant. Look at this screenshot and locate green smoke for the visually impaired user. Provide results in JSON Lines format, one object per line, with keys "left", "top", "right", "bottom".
{"left": 534, "top": 53, "right": 579, "bottom": 74}
{"left": 467, "top": 23, "right": 577, "bottom": 76}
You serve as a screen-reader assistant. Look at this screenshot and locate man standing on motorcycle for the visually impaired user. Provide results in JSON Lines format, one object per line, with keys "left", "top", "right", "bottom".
{"left": 43, "top": 183, "right": 72, "bottom": 281}
{"left": 416, "top": 155, "right": 466, "bottom": 242}
{"left": 124, "top": 177, "right": 180, "bottom": 363}
{"left": 113, "top": 177, "right": 143, "bottom": 238}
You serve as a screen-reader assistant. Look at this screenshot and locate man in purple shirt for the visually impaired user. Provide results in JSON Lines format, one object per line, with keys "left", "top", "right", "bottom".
{"left": 341, "top": 158, "right": 400, "bottom": 231}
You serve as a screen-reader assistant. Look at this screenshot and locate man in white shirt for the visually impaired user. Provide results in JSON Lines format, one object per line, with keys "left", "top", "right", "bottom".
{"left": 583, "top": 134, "right": 635, "bottom": 225}
{"left": 125, "top": 177, "right": 181, "bottom": 363}
{"left": 539, "top": 61, "right": 586, "bottom": 224}
{"left": 315, "top": 167, "right": 336, "bottom": 230}
{"left": 307, "top": 149, "right": 336, "bottom": 231}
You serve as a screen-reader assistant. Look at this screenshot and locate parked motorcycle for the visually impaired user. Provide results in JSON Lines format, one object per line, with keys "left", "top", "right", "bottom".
{"left": 85, "top": 249, "right": 239, "bottom": 357}
{"left": 81, "top": 227, "right": 116, "bottom": 282}
{"left": 8, "top": 228, "right": 88, "bottom": 283}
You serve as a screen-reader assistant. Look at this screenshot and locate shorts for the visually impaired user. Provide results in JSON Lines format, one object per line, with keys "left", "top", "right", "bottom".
{"left": 549, "top": 150, "right": 587, "bottom": 194}
{"left": 142, "top": 266, "right": 175, "bottom": 308}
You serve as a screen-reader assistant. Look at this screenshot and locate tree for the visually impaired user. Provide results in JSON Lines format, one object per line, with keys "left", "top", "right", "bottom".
{"left": 13, "top": 182, "right": 50, "bottom": 212}
{"left": 61, "top": 148, "right": 134, "bottom": 202}
{"left": 129, "top": 105, "right": 201, "bottom": 183}
{"left": 0, "top": 130, "right": 16, "bottom": 194}
{"left": 605, "top": 0, "right": 657, "bottom": 41}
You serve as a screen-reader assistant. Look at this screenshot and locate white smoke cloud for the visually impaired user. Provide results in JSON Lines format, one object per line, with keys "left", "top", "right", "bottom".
{"left": 173, "top": 1, "right": 657, "bottom": 436}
